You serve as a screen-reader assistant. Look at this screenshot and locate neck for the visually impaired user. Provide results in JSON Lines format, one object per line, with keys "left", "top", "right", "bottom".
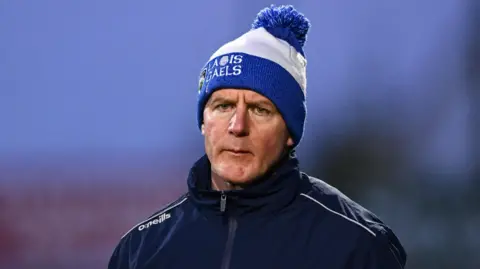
{"left": 211, "top": 173, "right": 244, "bottom": 191}
{"left": 187, "top": 151, "right": 301, "bottom": 216}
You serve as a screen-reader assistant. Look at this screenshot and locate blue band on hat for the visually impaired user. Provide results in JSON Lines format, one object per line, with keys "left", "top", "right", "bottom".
{"left": 197, "top": 53, "right": 306, "bottom": 146}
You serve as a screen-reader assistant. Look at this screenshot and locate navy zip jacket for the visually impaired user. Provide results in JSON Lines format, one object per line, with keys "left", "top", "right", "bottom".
{"left": 108, "top": 154, "right": 407, "bottom": 269}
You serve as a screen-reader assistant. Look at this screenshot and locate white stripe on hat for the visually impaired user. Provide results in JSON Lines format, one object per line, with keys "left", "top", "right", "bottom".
{"left": 209, "top": 27, "right": 307, "bottom": 95}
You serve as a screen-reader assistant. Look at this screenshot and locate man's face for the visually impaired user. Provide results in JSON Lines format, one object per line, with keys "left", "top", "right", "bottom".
{"left": 202, "top": 89, "right": 294, "bottom": 186}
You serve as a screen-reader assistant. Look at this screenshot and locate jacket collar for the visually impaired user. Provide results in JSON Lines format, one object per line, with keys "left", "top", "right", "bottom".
{"left": 187, "top": 151, "right": 303, "bottom": 217}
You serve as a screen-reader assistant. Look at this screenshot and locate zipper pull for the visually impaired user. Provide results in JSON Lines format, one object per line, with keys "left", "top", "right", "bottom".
{"left": 220, "top": 192, "right": 227, "bottom": 212}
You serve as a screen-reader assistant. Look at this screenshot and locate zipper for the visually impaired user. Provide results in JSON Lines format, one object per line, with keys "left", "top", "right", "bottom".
{"left": 220, "top": 192, "right": 227, "bottom": 212}
{"left": 220, "top": 192, "right": 238, "bottom": 269}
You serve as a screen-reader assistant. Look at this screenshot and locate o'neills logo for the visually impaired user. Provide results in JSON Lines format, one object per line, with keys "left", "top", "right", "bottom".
{"left": 204, "top": 54, "right": 243, "bottom": 84}
{"left": 138, "top": 213, "right": 171, "bottom": 231}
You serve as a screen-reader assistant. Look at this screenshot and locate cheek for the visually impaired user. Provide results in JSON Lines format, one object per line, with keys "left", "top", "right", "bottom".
{"left": 253, "top": 126, "right": 286, "bottom": 158}
{"left": 203, "top": 111, "right": 224, "bottom": 141}
{"left": 203, "top": 121, "right": 223, "bottom": 151}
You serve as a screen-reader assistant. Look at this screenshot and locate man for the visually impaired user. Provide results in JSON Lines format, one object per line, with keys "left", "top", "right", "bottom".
{"left": 108, "top": 5, "right": 407, "bottom": 269}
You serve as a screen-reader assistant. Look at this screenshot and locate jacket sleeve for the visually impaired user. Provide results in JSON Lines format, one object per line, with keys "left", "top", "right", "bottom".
{"left": 363, "top": 235, "right": 406, "bottom": 269}
{"left": 108, "top": 233, "right": 131, "bottom": 269}
{"left": 346, "top": 227, "right": 407, "bottom": 269}
{"left": 362, "top": 225, "right": 407, "bottom": 269}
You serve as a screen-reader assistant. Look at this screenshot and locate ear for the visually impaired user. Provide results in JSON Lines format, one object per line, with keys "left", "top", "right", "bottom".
{"left": 201, "top": 124, "right": 205, "bottom": 135}
{"left": 286, "top": 136, "right": 294, "bottom": 147}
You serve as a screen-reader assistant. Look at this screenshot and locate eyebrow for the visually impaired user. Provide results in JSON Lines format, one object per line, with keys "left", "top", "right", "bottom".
{"left": 207, "top": 96, "right": 275, "bottom": 110}
{"left": 207, "top": 96, "right": 233, "bottom": 106}
{"left": 249, "top": 100, "right": 274, "bottom": 108}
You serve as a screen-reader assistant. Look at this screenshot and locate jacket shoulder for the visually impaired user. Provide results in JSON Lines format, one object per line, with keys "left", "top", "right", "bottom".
{"left": 300, "top": 175, "right": 385, "bottom": 235}
{"left": 120, "top": 192, "right": 189, "bottom": 239}
{"left": 299, "top": 174, "right": 407, "bottom": 266}
{"left": 108, "top": 193, "right": 189, "bottom": 269}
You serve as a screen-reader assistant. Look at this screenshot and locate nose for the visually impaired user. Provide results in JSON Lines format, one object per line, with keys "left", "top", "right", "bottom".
{"left": 228, "top": 105, "right": 249, "bottom": 137}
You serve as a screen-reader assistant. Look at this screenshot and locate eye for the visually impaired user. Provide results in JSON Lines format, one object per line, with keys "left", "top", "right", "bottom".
{"left": 252, "top": 106, "right": 271, "bottom": 116}
{"left": 215, "top": 103, "right": 233, "bottom": 112}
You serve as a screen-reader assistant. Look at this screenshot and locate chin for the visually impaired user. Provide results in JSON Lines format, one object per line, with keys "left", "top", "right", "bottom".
{"left": 221, "top": 167, "right": 252, "bottom": 183}
{"left": 214, "top": 162, "right": 257, "bottom": 185}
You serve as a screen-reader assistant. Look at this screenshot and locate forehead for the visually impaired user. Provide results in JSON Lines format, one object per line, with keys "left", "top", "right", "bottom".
{"left": 211, "top": 89, "right": 272, "bottom": 103}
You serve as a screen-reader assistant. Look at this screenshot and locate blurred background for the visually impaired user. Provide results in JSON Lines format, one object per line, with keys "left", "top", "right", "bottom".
{"left": 0, "top": 0, "right": 478, "bottom": 268}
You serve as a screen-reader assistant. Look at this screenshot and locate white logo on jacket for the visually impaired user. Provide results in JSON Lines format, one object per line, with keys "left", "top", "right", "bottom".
{"left": 138, "top": 213, "right": 171, "bottom": 231}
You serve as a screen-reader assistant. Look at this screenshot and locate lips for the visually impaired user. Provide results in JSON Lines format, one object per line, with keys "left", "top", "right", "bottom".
{"left": 224, "top": 148, "right": 251, "bottom": 155}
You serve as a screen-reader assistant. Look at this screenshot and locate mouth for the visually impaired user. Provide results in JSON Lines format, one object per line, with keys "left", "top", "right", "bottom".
{"left": 224, "top": 149, "right": 252, "bottom": 155}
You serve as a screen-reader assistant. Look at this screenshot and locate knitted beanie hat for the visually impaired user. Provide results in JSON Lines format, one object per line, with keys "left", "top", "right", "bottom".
{"left": 197, "top": 5, "right": 311, "bottom": 147}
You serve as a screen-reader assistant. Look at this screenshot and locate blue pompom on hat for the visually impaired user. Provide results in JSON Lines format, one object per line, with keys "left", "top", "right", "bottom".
{"left": 197, "top": 5, "right": 311, "bottom": 147}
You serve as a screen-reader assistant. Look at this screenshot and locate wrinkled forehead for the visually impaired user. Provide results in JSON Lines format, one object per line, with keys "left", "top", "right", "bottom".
{"left": 208, "top": 88, "right": 275, "bottom": 106}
